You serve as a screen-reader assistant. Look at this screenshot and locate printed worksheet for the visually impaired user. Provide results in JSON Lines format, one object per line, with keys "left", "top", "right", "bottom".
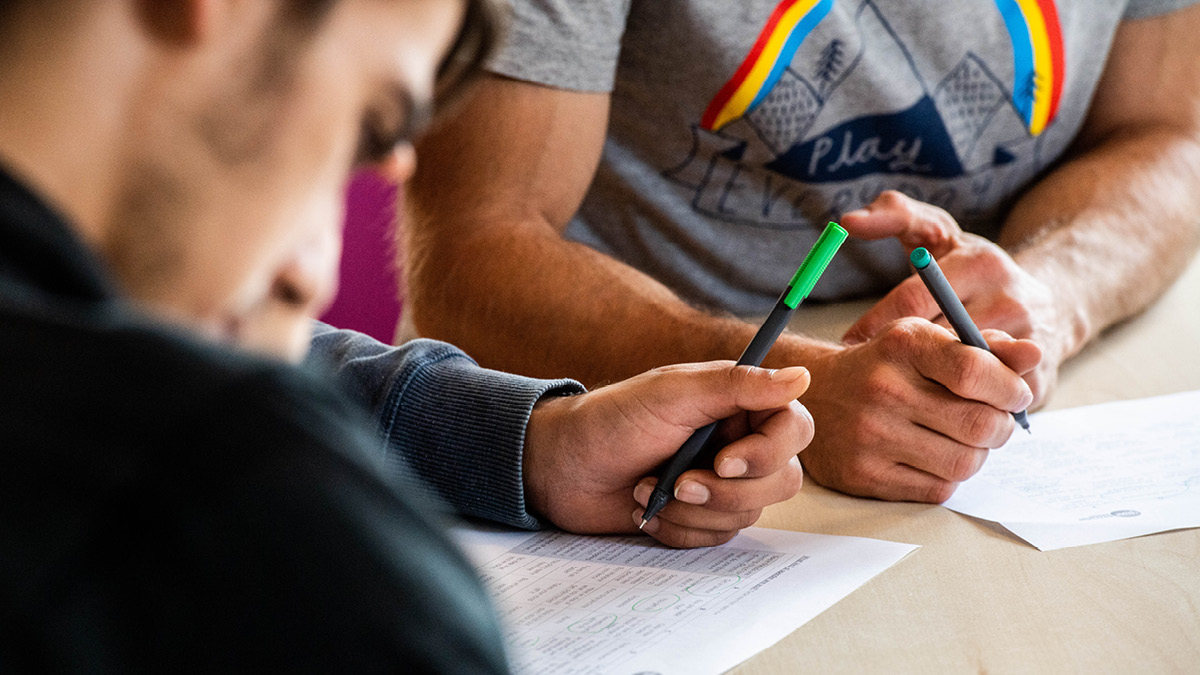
{"left": 455, "top": 525, "right": 917, "bottom": 675}
{"left": 944, "top": 389, "right": 1200, "bottom": 550}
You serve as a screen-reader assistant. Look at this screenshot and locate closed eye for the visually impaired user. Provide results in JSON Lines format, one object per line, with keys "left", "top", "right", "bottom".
{"left": 354, "top": 83, "right": 432, "bottom": 167}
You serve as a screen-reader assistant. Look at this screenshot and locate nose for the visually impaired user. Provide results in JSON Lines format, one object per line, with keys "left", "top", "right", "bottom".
{"left": 374, "top": 143, "right": 417, "bottom": 185}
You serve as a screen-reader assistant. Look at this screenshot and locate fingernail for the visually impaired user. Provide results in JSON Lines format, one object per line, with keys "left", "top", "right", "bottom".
{"left": 674, "top": 480, "right": 710, "bottom": 505}
{"left": 843, "top": 208, "right": 869, "bottom": 220}
{"left": 633, "top": 508, "right": 659, "bottom": 533}
{"left": 632, "top": 481, "right": 653, "bottom": 506}
{"left": 770, "top": 366, "right": 808, "bottom": 383}
{"left": 717, "top": 457, "right": 748, "bottom": 478}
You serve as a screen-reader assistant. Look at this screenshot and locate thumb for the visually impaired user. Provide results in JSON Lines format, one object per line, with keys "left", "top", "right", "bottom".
{"left": 842, "top": 274, "right": 941, "bottom": 345}
{"left": 638, "top": 362, "right": 811, "bottom": 430}
{"left": 841, "top": 190, "right": 962, "bottom": 257}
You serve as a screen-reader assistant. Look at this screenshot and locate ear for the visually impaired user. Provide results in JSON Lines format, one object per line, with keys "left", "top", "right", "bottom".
{"left": 135, "top": 0, "right": 218, "bottom": 46}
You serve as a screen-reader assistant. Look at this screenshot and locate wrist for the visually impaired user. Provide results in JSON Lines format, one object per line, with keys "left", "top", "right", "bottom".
{"left": 766, "top": 335, "right": 846, "bottom": 412}
{"left": 1014, "top": 250, "right": 1093, "bottom": 363}
{"left": 522, "top": 392, "right": 579, "bottom": 523}
{"left": 761, "top": 332, "right": 843, "bottom": 370}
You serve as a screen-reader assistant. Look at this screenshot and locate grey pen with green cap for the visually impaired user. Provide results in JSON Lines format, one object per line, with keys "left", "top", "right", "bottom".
{"left": 909, "top": 246, "right": 1031, "bottom": 433}
{"left": 639, "top": 222, "right": 848, "bottom": 530}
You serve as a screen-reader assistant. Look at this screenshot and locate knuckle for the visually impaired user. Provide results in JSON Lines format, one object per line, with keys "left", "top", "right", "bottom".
{"left": 861, "top": 367, "right": 904, "bottom": 405}
{"left": 951, "top": 349, "right": 991, "bottom": 398}
{"left": 922, "top": 480, "right": 958, "bottom": 504}
{"left": 727, "top": 364, "right": 755, "bottom": 393}
{"left": 880, "top": 317, "right": 929, "bottom": 351}
{"left": 960, "top": 404, "right": 1004, "bottom": 447}
{"left": 932, "top": 205, "right": 958, "bottom": 230}
{"left": 879, "top": 189, "right": 909, "bottom": 212}
{"left": 946, "top": 448, "right": 983, "bottom": 482}
{"left": 967, "top": 247, "right": 1005, "bottom": 275}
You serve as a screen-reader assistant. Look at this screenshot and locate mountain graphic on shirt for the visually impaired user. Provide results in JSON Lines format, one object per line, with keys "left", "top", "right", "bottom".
{"left": 664, "top": 0, "right": 1056, "bottom": 228}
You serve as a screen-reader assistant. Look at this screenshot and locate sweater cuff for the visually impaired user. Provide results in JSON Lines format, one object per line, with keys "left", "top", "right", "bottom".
{"left": 383, "top": 347, "right": 584, "bottom": 530}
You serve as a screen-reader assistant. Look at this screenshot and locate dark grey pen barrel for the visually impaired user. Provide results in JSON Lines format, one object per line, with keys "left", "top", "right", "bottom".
{"left": 656, "top": 421, "right": 719, "bottom": 481}
{"left": 914, "top": 257, "right": 989, "bottom": 351}
{"left": 644, "top": 292, "right": 799, "bottom": 524}
{"left": 652, "top": 295, "right": 793, "bottom": 498}
{"left": 643, "top": 421, "right": 719, "bottom": 522}
{"left": 915, "top": 254, "right": 1031, "bottom": 432}
{"left": 737, "top": 297, "right": 795, "bottom": 366}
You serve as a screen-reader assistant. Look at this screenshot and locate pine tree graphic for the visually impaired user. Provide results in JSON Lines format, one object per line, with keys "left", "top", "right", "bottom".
{"left": 1018, "top": 71, "right": 1040, "bottom": 120}
{"left": 814, "top": 39, "right": 846, "bottom": 97}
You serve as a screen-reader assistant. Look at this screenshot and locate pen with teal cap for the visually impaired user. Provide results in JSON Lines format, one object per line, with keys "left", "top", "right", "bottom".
{"left": 909, "top": 246, "right": 1031, "bottom": 433}
{"left": 639, "top": 222, "right": 848, "bottom": 530}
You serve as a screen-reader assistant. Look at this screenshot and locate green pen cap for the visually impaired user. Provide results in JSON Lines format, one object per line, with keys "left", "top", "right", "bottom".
{"left": 784, "top": 222, "right": 848, "bottom": 308}
{"left": 910, "top": 247, "right": 932, "bottom": 270}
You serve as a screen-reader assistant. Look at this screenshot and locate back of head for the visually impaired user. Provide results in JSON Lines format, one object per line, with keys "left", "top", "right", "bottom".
{"left": 0, "top": 0, "right": 511, "bottom": 671}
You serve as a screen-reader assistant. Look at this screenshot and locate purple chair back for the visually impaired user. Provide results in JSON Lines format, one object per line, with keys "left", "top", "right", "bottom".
{"left": 319, "top": 171, "right": 403, "bottom": 343}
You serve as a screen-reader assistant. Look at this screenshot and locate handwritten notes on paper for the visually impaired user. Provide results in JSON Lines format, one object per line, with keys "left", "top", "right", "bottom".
{"left": 456, "top": 525, "right": 917, "bottom": 675}
{"left": 944, "top": 390, "right": 1200, "bottom": 550}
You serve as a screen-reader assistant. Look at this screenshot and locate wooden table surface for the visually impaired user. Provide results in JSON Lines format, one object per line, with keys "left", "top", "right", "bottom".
{"left": 732, "top": 254, "right": 1200, "bottom": 674}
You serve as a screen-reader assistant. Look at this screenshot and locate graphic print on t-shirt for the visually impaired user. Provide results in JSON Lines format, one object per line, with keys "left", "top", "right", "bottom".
{"left": 665, "top": 0, "right": 1065, "bottom": 230}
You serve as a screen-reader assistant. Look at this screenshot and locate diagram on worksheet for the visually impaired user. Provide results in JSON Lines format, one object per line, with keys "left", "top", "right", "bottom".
{"left": 479, "top": 532, "right": 798, "bottom": 673}
{"left": 457, "top": 526, "right": 918, "bottom": 675}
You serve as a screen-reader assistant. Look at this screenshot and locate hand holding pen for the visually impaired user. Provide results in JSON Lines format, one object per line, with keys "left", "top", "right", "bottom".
{"left": 639, "top": 223, "right": 848, "bottom": 529}
{"left": 910, "top": 247, "right": 1032, "bottom": 433}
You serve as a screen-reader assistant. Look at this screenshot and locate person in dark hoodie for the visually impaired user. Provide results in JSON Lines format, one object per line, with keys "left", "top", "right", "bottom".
{"left": 0, "top": 0, "right": 815, "bottom": 670}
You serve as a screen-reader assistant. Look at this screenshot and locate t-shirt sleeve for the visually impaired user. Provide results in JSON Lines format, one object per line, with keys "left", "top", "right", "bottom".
{"left": 487, "top": 0, "right": 633, "bottom": 92}
{"left": 308, "top": 322, "right": 585, "bottom": 530}
{"left": 1124, "top": 0, "right": 1200, "bottom": 19}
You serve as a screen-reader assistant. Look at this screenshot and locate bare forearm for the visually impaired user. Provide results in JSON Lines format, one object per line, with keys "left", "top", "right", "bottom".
{"left": 405, "top": 222, "right": 837, "bottom": 386}
{"left": 1001, "top": 128, "right": 1200, "bottom": 361}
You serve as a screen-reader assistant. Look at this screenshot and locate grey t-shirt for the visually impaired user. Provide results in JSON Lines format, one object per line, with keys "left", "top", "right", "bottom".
{"left": 490, "top": 0, "right": 1198, "bottom": 315}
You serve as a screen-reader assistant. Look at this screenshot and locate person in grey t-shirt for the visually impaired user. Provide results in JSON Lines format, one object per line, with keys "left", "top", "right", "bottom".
{"left": 400, "top": 0, "right": 1200, "bottom": 504}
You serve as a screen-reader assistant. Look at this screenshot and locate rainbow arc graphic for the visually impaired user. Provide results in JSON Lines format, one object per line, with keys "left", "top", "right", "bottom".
{"left": 700, "top": 0, "right": 1064, "bottom": 138}
{"left": 700, "top": 0, "right": 835, "bottom": 132}
{"left": 995, "top": 0, "right": 1064, "bottom": 136}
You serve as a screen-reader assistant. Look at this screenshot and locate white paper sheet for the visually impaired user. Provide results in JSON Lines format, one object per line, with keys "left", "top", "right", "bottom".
{"left": 455, "top": 524, "right": 917, "bottom": 675}
{"left": 943, "top": 390, "right": 1200, "bottom": 550}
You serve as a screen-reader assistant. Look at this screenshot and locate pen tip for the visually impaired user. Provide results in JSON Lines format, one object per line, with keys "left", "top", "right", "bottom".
{"left": 1024, "top": 426, "right": 1032, "bottom": 435}
{"left": 638, "top": 519, "right": 648, "bottom": 531}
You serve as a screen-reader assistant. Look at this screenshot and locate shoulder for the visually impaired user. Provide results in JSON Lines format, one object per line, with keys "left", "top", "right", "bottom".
{"left": 0, "top": 305, "right": 509, "bottom": 671}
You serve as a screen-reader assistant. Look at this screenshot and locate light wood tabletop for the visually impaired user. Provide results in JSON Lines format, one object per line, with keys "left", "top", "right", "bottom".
{"left": 732, "top": 253, "right": 1200, "bottom": 674}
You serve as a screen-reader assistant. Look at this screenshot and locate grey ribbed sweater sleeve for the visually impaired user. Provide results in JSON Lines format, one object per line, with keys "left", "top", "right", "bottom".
{"left": 308, "top": 322, "right": 585, "bottom": 530}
